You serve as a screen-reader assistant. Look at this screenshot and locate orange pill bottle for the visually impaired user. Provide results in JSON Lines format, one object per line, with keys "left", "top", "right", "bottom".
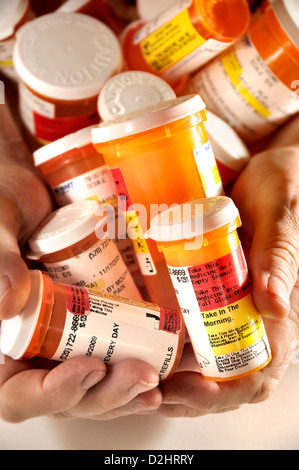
{"left": 13, "top": 12, "right": 123, "bottom": 145}
{"left": 183, "top": 0, "right": 299, "bottom": 146}
{"left": 92, "top": 94, "right": 224, "bottom": 309}
{"left": 33, "top": 126, "right": 142, "bottom": 287}
{"left": 0, "top": 0, "right": 30, "bottom": 82}
{"left": 121, "top": 0, "right": 251, "bottom": 85}
{"left": 0, "top": 270, "right": 185, "bottom": 381}
{"left": 148, "top": 196, "right": 271, "bottom": 381}
{"left": 26, "top": 200, "right": 142, "bottom": 301}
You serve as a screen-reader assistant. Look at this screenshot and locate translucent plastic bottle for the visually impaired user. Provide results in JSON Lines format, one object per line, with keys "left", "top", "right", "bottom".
{"left": 33, "top": 126, "right": 142, "bottom": 290}
{"left": 13, "top": 12, "right": 123, "bottom": 144}
{"left": 0, "top": 0, "right": 30, "bottom": 82}
{"left": 26, "top": 200, "right": 142, "bottom": 301}
{"left": 92, "top": 94, "right": 224, "bottom": 309}
{"left": 121, "top": 0, "right": 251, "bottom": 85}
{"left": 182, "top": 0, "right": 299, "bottom": 145}
{"left": 148, "top": 196, "right": 272, "bottom": 381}
{"left": 0, "top": 270, "right": 185, "bottom": 381}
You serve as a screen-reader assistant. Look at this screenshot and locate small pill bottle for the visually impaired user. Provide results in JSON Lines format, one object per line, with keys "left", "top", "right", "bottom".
{"left": 92, "top": 94, "right": 224, "bottom": 308}
{"left": 26, "top": 200, "right": 142, "bottom": 301}
{"left": 33, "top": 126, "right": 143, "bottom": 290}
{"left": 121, "top": 0, "right": 251, "bottom": 85}
{"left": 147, "top": 196, "right": 272, "bottom": 381}
{"left": 97, "top": 70, "right": 176, "bottom": 121}
{"left": 182, "top": 0, "right": 299, "bottom": 146}
{"left": 0, "top": 0, "right": 30, "bottom": 82}
{"left": 13, "top": 12, "right": 123, "bottom": 145}
{"left": 56, "top": 0, "right": 127, "bottom": 36}
{"left": 0, "top": 270, "right": 185, "bottom": 381}
{"left": 204, "top": 111, "right": 250, "bottom": 192}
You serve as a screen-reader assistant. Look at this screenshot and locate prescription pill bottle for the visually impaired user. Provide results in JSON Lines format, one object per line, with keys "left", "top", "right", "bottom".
{"left": 183, "top": 0, "right": 299, "bottom": 146}
{"left": 13, "top": 12, "right": 123, "bottom": 145}
{"left": 98, "top": 70, "right": 176, "bottom": 121}
{"left": 148, "top": 196, "right": 272, "bottom": 381}
{"left": 204, "top": 111, "right": 250, "bottom": 192}
{"left": 0, "top": 270, "right": 185, "bottom": 381}
{"left": 33, "top": 126, "right": 143, "bottom": 292}
{"left": 26, "top": 200, "right": 142, "bottom": 301}
{"left": 0, "top": 0, "right": 30, "bottom": 82}
{"left": 56, "top": 0, "right": 127, "bottom": 35}
{"left": 92, "top": 94, "right": 224, "bottom": 309}
{"left": 121, "top": 0, "right": 251, "bottom": 85}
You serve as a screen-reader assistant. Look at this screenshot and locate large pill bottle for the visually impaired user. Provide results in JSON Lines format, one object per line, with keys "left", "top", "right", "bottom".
{"left": 13, "top": 12, "right": 123, "bottom": 144}
{"left": 148, "top": 196, "right": 272, "bottom": 381}
{"left": 121, "top": 0, "right": 251, "bottom": 85}
{"left": 92, "top": 94, "right": 224, "bottom": 309}
{"left": 0, "top": 270, "right": 185, "bottom": 381}
{"left": 183, "top": 0, "right": 299, "bottom": 146}
{"left": 0, "top": 0, "right": 30, "bottom": 82}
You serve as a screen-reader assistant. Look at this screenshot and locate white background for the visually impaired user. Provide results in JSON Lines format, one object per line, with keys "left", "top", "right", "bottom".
{"left": 0, "top": 361, "right": 298, "bottom": 450}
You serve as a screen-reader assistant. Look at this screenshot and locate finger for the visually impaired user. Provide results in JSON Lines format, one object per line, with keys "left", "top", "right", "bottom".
{"left": 60, "top": 358, "right": 161, "bottom": 420}
{"left": 0, "top": 356, "right": 107, "bottom": 422}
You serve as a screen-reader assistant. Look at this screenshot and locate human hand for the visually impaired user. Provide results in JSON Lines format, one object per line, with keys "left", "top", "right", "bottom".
{"left": 151, "top": 147, "right": 299, "bottom": 417}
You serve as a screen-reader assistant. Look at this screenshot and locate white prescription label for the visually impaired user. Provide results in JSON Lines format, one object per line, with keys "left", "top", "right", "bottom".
{"left": 190, "top": 34, "right": 299, "bottom": 144}
{"left": 193, "top": 141, "right": 224, "bottom": 197}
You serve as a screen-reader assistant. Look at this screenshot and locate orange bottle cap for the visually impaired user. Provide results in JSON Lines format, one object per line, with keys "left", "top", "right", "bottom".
{"left": 13, "top": 12, "right": 123, "bottom": 100}
{"left": 27, "top": 200, "right": 106, "bottom": 259}
{"left": 98, "top": 70, "right": 176, "bottom": 121}
{"left": 33, "top": 125, "right": 94, "bottom": 167}
{"left": 147, "top": 196, "right": 240, "bottom": 242}
{"left": 0, "top": 0, "right": 29, "bottom": 40}
{"left": 92, "top": 94, "right": 206, "bottom": 143}
{"left": 0, "top": 271, "right": 46, "bottom": 360}
{"left": 204, "top": 111, "right": 250, "bottom": 172}
{"left": 272, "top": 0, "right": 299, "bottom": 48}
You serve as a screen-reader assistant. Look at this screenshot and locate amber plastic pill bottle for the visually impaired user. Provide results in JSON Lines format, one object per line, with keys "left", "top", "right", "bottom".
{"left": 13, "top": 12, "right": 123, "bottom": 144}
{"left": 0, "top": 270, "right": 185, "bottom": 381}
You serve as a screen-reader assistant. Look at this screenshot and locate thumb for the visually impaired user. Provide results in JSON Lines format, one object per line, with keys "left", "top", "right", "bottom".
{"left": 247, "top": 200, "right": 299, "bottom": 319}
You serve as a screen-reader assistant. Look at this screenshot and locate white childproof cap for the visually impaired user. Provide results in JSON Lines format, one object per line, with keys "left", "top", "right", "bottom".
{"left": 98, "top": 70, "right": 176, "bottom": 121}
{"left": 272, "top": 0, "right": 299, "bottom": 49}
{"left": 13, "top": 12, "right": 123, "bottom": 101}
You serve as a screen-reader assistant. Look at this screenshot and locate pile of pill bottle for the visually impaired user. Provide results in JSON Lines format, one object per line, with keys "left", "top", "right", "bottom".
{"left": 92, "top": 94, "right": 224, "bottom": 309}
{"left": 0, "top": 270, "right": 185, "bottom": 381}
{"left": 0, "top": 0, "right": 29, "bottom": 82}
{"left": 13, "top": 12, "right": 123, "bottom": 145}
{"left": 147, "top": 196, "right": 272, "bottom": 381}
{"left": 182, "top": 0, "right": 299, "bottom": 146}
{"left": 33, "top": 125, "right": 142, "bottom": 290}
{"left": 204, "top": 111, "right": 250, "bottom": 192}
{"left": 97, "top": 70, "right": 176, "bottom": 121}
{"left": 121, "top": 0, "right": 251, "bottom": 85}
{"left": 26, "top": 200, "right": 142, "bottom": 301}
{"left": 56, "top": 0, "right": 127, "bottom": 35}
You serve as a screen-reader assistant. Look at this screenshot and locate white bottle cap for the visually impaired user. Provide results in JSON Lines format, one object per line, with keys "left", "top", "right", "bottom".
{"left": 27, "top": 200, "right": 107, "bottom": 259}
{"left": 0, "top": 0, "right": 29, "bottom": 40}
{"left": 204, "top": 111, "right": 250, "bottom": 172}
{"left": 137, "top": 0, "right": 178, "bottom": 21}
{"left": 0, "top": 270, "right": 46, "bottom": 360}
{"left": 33, "top": 125, "right": 94, "bottom": 167}
{"left": 272, "top": 0, "right": 299, "bottom": 48}
{"left": 92, "top": 94, "right": 206, "bottom": 143}
{"left": 98, "top": 71, "right": 176, "bottom": 121}
{"left": 13, "top": 12, "right": 123, "bottom": 100}
{"left": 147, "top": 196, "right": 240, "bottom": 242}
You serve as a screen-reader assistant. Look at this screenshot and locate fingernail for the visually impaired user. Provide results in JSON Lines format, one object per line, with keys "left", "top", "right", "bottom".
{"left": 82, "top": 370, "right": 106, "bottom": 390}
{"left": 0, "top": 275, "right": 12, "bottom": 306}
{"left": 129, "top": 380, "right": 158, "bottom": 396}
{"left": 267, "top": 275, "right": 290, "bottom": 309}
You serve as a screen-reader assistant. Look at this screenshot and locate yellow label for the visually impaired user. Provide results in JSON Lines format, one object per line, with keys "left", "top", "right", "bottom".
{"left": 0, "top": 60, "right": 13, "bottom": 66}
{"left": 86, "top": 277, "right": 106, "bottom": 291}
{"left": 140, "top": 8, "right": 205, "bottom": 74}
{"left": 87, "top": 194, "right": 118, "bottom": 207}
{"left": 200, "top": 164, "right": 221, "bottom": 191}
{"left": 126, "top": 210, "right": 150, "bottom": 255}
{"left": 221, "top": 50, "right": 271, "bottom": 119}
{"left": 202, "top": 294, "right": 264, "bottom": 356}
